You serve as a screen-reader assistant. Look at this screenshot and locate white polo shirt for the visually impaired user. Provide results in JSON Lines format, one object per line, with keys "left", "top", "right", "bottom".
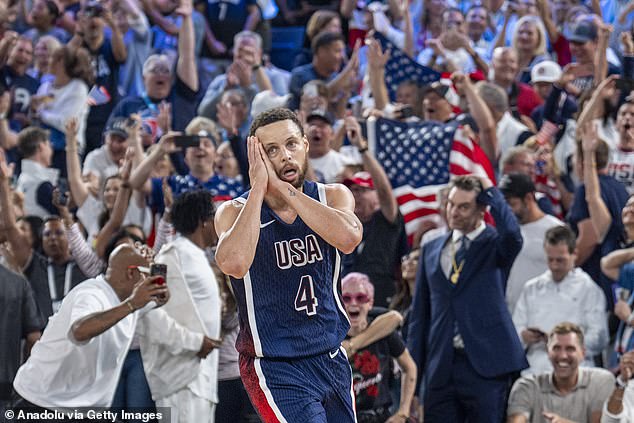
{"left": 13, "top": 276, "right": 135, "bottom": 408}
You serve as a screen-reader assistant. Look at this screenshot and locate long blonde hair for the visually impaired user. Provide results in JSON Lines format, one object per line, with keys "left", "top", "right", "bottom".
{"left": 511, "top": 15, "right": 548, "bottom": 57}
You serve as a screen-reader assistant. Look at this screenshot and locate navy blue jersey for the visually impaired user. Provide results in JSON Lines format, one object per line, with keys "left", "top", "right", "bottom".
{"left": 230, "top": 181, "right": 350, "bottom": 358}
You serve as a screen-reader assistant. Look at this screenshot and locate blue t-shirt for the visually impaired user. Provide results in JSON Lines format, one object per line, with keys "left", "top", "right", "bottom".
{"left": 287, "top": 63, "right": 333, "bottom": 111}
{"left": 1, "top": 65, "right": 39, "bottom": 131}
{"left": 108, "top": 75, "right": 199, "bottom": 136}
{"left": 84, "top": 36, "right": 123, "bottom": 149}
{"left": 204, "top": 0, "right": 258, "bottom": 53}
{"left": 567, "top": 174, "right": 629, "bottom": 305}
{"left": 149, "top": 172, "right": 243, "bottom": 213}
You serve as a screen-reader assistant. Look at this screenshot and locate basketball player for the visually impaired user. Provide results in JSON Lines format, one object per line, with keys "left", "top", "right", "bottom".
{"left": 215, "top": 108, "right": 363, "bottom": 422}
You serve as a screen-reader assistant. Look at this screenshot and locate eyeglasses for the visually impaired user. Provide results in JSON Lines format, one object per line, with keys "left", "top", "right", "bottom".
{"left": 127, "top": 265, "right": 151, "bottom": 275}
{"left": 342, "top": 293, "right": 371, "bottom": 304}
{"left": 148, "top": 66, "right": 171, "bottom": 76}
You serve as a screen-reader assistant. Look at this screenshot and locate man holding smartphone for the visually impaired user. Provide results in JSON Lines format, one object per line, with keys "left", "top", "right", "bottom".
{"left": 12, "top": 244, "right": 170, "bottom": 410}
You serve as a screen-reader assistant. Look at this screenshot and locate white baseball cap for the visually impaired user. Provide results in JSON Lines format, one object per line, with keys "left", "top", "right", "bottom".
{"left": 531, "top": 61, "right": 562, "bottom": 84}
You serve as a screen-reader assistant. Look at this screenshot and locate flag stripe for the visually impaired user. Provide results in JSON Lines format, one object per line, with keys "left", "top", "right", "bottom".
{"left": 368, "top": 117, "right": 493, "bottom": 242}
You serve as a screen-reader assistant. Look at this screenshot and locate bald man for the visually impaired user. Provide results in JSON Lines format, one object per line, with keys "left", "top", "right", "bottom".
{"left": 12, "top": 244, "right": 216, "bottom": 411}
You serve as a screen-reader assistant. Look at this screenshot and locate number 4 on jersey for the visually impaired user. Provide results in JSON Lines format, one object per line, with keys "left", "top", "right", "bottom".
{"left": 295, "top": 275, "right": 318, "bottom": 316}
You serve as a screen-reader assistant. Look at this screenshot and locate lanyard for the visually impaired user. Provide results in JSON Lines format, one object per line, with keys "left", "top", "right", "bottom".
{"left": 141, "top": 92, "right": 159, "bottom": 114}
{"left": 47, "top": 261, "right": 75, "bottom": 301}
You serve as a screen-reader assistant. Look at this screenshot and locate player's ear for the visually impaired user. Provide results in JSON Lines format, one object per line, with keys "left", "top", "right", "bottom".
{"left": 303, "top": 135, "right": 309, "bottom": 152}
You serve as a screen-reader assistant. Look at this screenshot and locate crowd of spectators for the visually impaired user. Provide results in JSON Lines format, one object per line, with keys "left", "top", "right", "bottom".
{"left": 4, "top": 0, "right": 634, "bottom": 420}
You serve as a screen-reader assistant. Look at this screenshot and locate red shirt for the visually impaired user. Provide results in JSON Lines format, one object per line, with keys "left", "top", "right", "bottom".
{"left": 515, "top": 82, "right": 543, "bottom": 118}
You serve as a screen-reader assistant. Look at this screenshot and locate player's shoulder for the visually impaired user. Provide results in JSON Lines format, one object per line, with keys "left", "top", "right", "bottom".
{"left": 323, "top": 183, "right": 353, "bottom": 203}
{"left": 215, "top": 196, "right": 247, "bottom": 228}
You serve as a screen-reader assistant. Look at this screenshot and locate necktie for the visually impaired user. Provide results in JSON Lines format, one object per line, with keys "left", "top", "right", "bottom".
{"left": 450, "top": 236, "right": 469, "bottom": 284}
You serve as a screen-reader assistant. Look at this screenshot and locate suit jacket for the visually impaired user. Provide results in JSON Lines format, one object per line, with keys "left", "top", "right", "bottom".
{"left": 407, "top": 187, "right": 528, "bottom": 392}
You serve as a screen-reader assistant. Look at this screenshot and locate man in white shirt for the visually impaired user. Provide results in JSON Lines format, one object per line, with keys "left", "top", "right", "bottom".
{"left": 306, "top": 110, "right": 353, "bottom": 183}
{"left": 15, "top": 127, "right": 58, "bottom": 218}
{"left": 12, "top": 244, "right": 169, "bottom": 409}
{"left": 513, "top": 225, "right": 608, "bottom": 375}
{"left": 82, "top": 116, "right": 131, "bottom": 184}
{"left": 148, "top": 190, "right": 222, "bottom": 423}
{"left": 499, "top": 173, "right": 563, "bottom": 312}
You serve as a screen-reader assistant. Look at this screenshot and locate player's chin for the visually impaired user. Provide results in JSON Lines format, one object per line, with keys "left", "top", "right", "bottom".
{"left": 280, "top": 173, "right": 304, "bottom": 189}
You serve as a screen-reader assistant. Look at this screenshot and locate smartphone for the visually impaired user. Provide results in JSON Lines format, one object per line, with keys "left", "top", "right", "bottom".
{"left": 618, "top": 287, "right": 631, "bottom": 302}
{"left": 56, "top": 178, "right": 70, "bottom": 206}
{"left": 616, "top": 79, "right": 634, "bottom": 93}
{"left": 398, "top": 105, "right": 414, "bottom": 119}
{"left": 173, "top": 135, "right": 201, "bottom": 148}
{"left": 150, "top": 263, "right": 167, "bottom": 285}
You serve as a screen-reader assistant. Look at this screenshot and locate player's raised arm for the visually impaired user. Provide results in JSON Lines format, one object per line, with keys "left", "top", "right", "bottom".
{"left": 259, "top": 142, "right": 363, "bottom": 254}
{"left": 215, "top": 136, "right": 268, "bottom": 279}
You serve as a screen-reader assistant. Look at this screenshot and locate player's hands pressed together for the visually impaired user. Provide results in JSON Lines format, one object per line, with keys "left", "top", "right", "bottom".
{"left": 258, "top": 142, "right": 293, "bottom": 197}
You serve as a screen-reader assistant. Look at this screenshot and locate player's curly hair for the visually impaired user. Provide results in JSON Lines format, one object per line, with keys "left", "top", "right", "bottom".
{"left": 249, "top": 107, "right": 304, "bottom": 138}
{"left": 171, "top": 190, "right": 215, "bottom": 236}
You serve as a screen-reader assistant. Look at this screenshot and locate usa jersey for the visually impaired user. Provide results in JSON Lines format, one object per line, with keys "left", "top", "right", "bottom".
{"left": 230, "top": 181, "right": 350, "bottom": 358}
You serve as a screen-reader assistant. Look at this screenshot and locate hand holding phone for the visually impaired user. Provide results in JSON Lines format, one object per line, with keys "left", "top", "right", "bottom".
{"left": 173, "top": 135, "right": 201, "bottom": 149}
{"left": 150, "top": 263, "right": 167, "bottom": 285}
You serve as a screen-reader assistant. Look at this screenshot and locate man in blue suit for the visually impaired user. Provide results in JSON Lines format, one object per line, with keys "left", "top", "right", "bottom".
{"left": 407, "top": 175, "right": 528, "bottom": 422}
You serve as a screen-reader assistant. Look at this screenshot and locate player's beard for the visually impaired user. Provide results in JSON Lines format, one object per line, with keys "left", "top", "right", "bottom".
{"left": 280, "top": 159, "right": 308, "bottom": 189}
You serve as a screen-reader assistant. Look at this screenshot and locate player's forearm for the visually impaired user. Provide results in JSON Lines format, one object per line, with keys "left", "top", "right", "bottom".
{"left": 216, "top": 190, "right": 266, "bottom": 278}
{"left": 284, "top": 186, "right": 362, "bottom": 254}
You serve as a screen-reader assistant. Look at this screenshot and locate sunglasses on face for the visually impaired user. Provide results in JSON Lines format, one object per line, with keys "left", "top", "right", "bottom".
{"left": 342, "top": 293, "right": 371, "bottom": 304}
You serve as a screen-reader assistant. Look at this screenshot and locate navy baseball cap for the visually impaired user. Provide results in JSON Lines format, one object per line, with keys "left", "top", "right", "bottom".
{"left": 568, "top": 19, "right": 598, "bottom": 43}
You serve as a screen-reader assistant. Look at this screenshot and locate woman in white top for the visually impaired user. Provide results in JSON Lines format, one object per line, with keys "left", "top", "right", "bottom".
{"left": 32, "top": 45, "right": 91, "bottom": 172}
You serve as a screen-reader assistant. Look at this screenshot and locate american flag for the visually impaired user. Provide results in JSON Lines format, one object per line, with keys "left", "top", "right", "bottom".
{"left": 374, "top": 33, "right": 441, "bottom": 102}
{"left": 366, "top": 117, "right": 495, "bottom": 237}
